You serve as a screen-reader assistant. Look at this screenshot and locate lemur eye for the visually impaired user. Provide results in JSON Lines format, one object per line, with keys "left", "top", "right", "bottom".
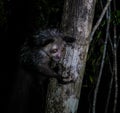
{"left": 51, "top": 49, "right": 58, "bottom": 53}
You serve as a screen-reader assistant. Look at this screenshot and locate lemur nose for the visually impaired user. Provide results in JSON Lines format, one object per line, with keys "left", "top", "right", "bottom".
{"left": 57, "top": 54, "right": 61, "bottom": 59}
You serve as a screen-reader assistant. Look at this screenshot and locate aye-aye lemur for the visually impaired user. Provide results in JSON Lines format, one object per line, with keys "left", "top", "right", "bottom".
{"left": 8, "top": 29, "right": 75, "bottom": 113}
{"left": 20, "top": 29, "right": 75, "bottom": 83}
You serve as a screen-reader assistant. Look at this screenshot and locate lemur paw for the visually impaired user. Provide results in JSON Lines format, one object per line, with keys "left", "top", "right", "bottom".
{"left": 62, "top": 75, "right": 77, "bottom": 82}
{"left": 58, "top": 74, "right": 78, "bottom": 84}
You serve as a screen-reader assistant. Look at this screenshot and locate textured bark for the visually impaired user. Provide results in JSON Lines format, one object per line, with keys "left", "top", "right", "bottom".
{"left": 45, "top": 0, "right": 96, "bottom": 113}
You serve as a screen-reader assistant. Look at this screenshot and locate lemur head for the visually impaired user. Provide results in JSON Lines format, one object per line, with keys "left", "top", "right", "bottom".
{"left": 28, "top": 29, "right": 75, "bottom": 62}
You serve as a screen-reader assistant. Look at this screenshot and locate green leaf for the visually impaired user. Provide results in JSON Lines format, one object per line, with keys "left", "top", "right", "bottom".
{"left": 89, "top": 75, "right": 94, "bottom": 83}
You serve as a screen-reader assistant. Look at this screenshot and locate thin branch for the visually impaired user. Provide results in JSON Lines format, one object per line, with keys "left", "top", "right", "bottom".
{"left": 90, "top": 0, "right": 112, "bottom": 42}
{"left": 105, "top": 53, "right": 114, "bottom": 113}
{"left": 113, "top": 24, "right": 118, "bottom": 113}
{"left": 100, "top": 0, "right": 103, "bottom": 10}
{"left": 100, "top": 0, "right": 114, "bottom": 52}
{"left": 113, "top": 1, "right": 118, "bottom": 113}
{"left": 117, "top": 35, "right": 120, "bottom": 48}
{"left": 92, "top": 7, "right": 110, "bottom": 113}
{"left": 100, "top": 0, "right": 113, "bottom": 52}
{"left": 104, "top": 7, "right": 112, "bottom": 113}
{"left": 108, "top": 34, "right": 114, "bottom": 52}
{"left": 107, "top": 53, "right": 114, "bottom": 76}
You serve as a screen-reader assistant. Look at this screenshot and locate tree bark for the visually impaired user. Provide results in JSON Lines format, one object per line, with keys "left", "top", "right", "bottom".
{"left": 45, "top": 0, "right": 96, "bottom": 113}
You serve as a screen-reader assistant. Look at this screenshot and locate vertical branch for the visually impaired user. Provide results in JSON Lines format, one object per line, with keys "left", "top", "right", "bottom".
{"left": 117, "top": 35, "right": 120, "bottom": 48}
{"left": 105, "top": 55, "right": 114, "bottom": 113}
{"left": 108, "top": 34, "right": 114, "bottom": 52}
{"left": 104, "top": 6, "right": 112, "bottom": 113}
{"left": 45, "top": 0, "right": 96, "bottom": 113}
{"left": 100, "top": 0, "right": 103, "bottom": 10}
{"left": 92, "top": 5, "right": 110, "bottom": 113}
{"left": 90, "top": 0, "right": 112, "bottom": 42}
{"left": 113, "top": 0, "right": 118, "bottom": 113}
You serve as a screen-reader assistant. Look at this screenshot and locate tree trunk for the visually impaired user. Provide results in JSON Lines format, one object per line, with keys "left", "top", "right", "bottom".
{"left": 45, "top": 0, "right": 96, "bottom": 113}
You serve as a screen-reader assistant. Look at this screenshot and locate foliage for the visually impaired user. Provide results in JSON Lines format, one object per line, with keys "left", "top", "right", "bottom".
{"left": 111, "top": 10, "right": 120, "bottom": 25}
{"left": 83, "top": 24, "right": 105, "bottom": 87}
{"left": 83, "top": 0, "right": 120, "bottom": 88}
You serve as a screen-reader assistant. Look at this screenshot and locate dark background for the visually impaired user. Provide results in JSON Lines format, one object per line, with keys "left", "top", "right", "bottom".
{"left": 0, "top": 0, "right": 120, "bottom": 113}
{"left": 0, "top": 0, "right": 64, "bottom": 113}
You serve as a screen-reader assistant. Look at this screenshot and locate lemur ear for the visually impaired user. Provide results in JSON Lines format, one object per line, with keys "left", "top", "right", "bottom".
{"left": 62, "top": 36, "right": 76, "bottom": 43}
{"left": 41, "top": 38, "right": 54, "bottom": 47}
{"left": 28, "top": 35, "right": 54, "bottom": 48}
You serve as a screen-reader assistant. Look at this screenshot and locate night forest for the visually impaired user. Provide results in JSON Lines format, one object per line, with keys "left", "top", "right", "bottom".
{"left": 0, "top": 0, "right": 120, "bottom": 113}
